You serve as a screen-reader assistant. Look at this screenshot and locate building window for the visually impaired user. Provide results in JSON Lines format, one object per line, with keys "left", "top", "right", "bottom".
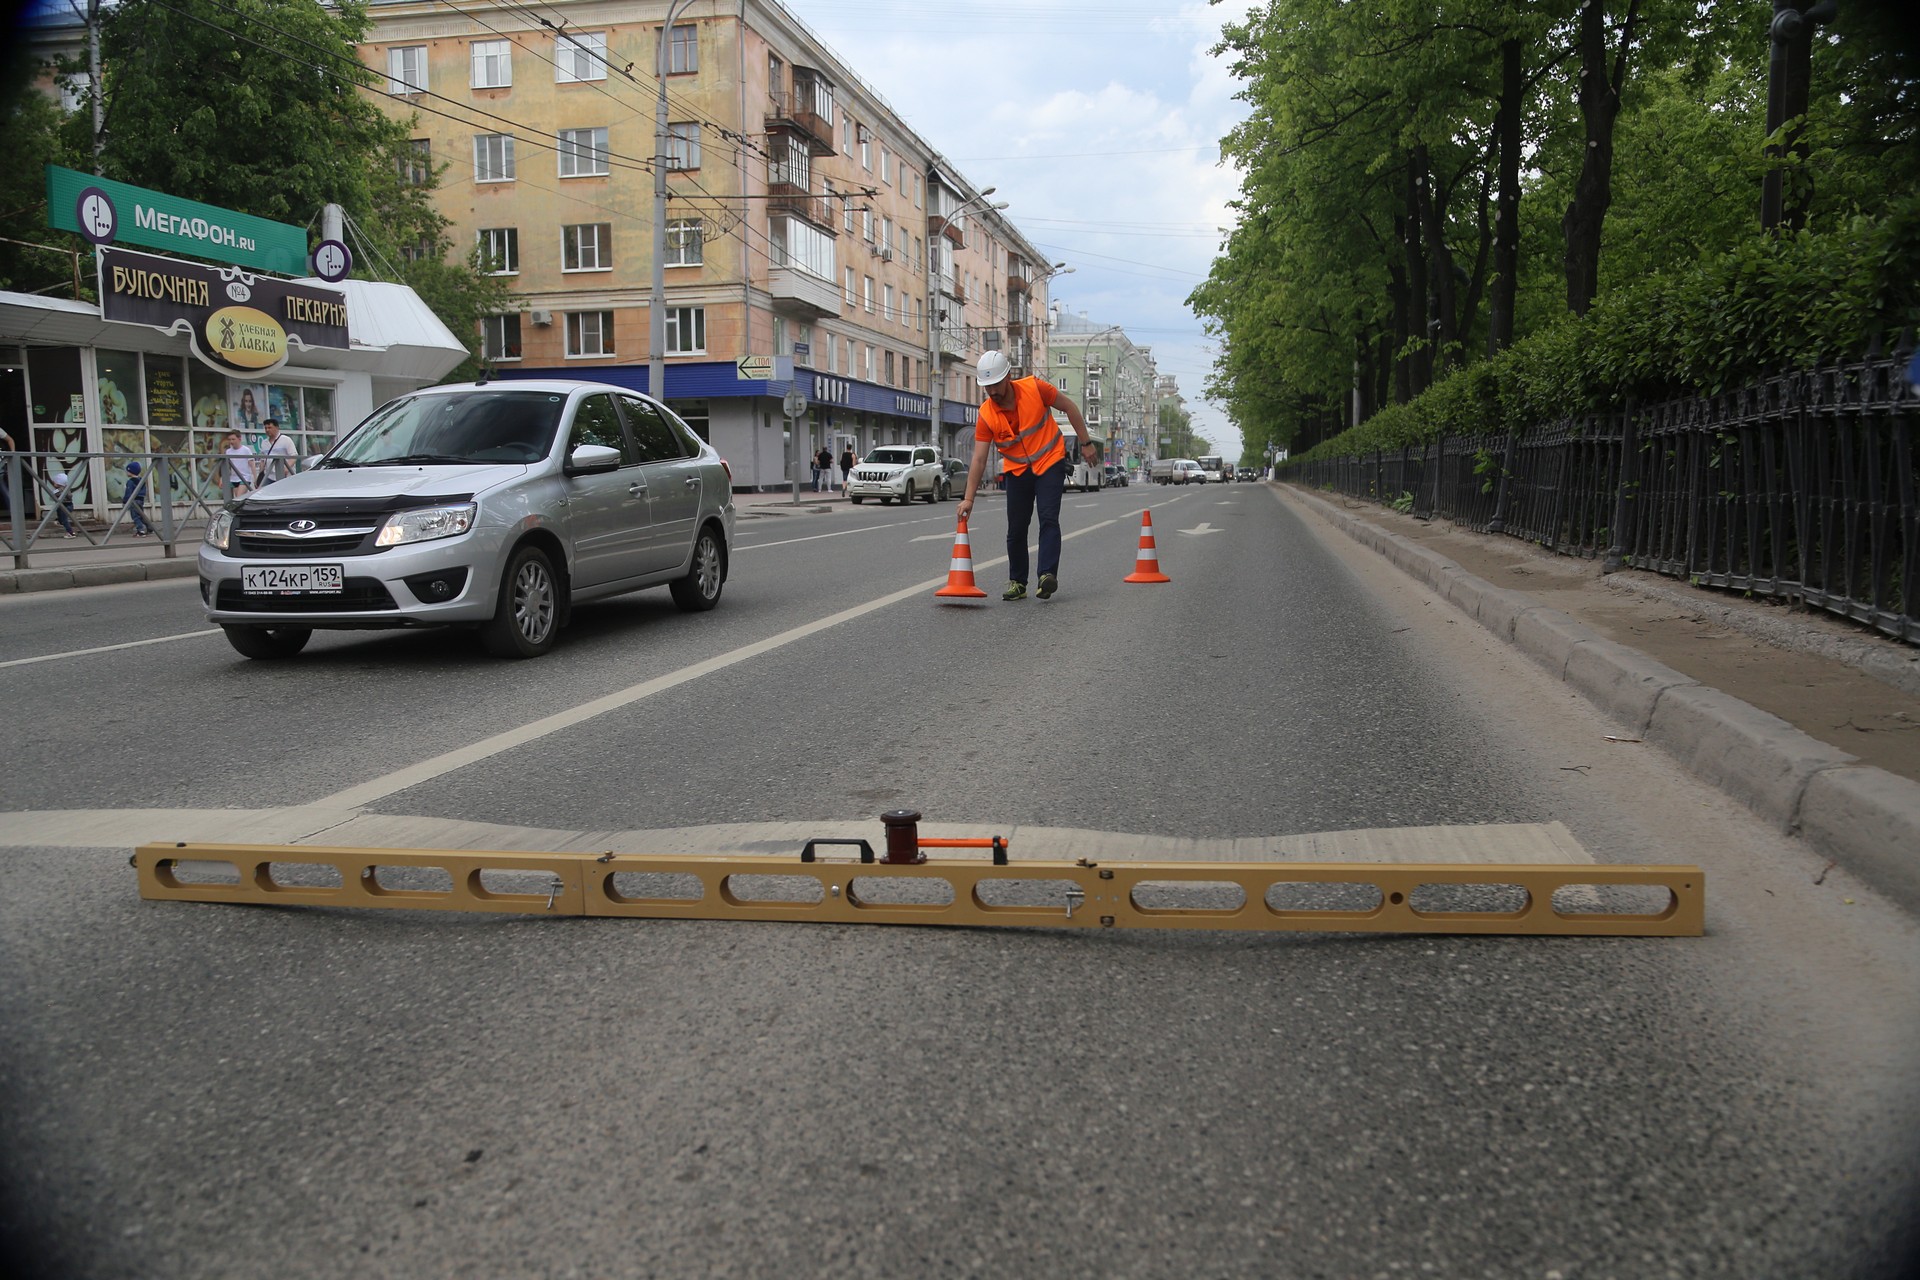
{"left": 666, "top": 219, "right": 703, "bottom": 266}
{"left": 477, "top": 227, "right": 518, "bottom": 274}
{"left": 387, "top": 45, "right": 427, "bottom": 95}
{"left": 863, "top": 276, "right": 874, "bottom": 313}
{"left": 883, "top": 284, "right": 894, "bottom": 322}
{"left": 841, "top": 116, "right": 853, "bottom": 156}
{"left": 862, "top": 344, "right": 873, "bottom": 381}
{"left": 844, "top": 267, "right": 855, "bottom": 306}
{"left": 58, "top": 72, "right": 91, "bottom": 113}
{"left": 769, "top": 215, "right": 834, "bottom": 280}
{"left": 668, "top": 23, "right": 698, "bottom": 74}
{"left": 884, "top": 350, "right": 895, "bottom": 385}
{"left": 768, "top": 133, "right": 812, "bottom": 190}
{"left": 862, "top": 209, "right": 873, "bottom": 242}
{"left": 555, "top": 31, "right": 606, "bottom": 82}
{"left": 857, "top": 125, "right": 871, "bottom": 170}
{"left": 401, "top": 236, "right": 435, "bottom": 263}
{"left": 881, "top": 217, "right": 893, "bottom": 254}
{"left": 844, "top": 196, "right": 855, "bottom": 234}
{"left": 400, "top": 138, "right": 431, "bottom": 186}
{"left": 481, "top": 314, "right": 522, "bottom": 361}
{"left": 667, "top": 122, "right": 701, "bottom": 170}
{"left": 474, "top": 134, "right": 515, "bottom": 182}
{"left": 562, "top": 223, "right": 612, "bottom": 271}
{"left": 471, "top": 40, "right": 511, "bottom": 89}
{"left": 666, "top": 307, "right": 705, "bottom": 355}
{"left": 566, "top": 311, "right": 614, "bottom": 357}
{"left": 557, "top": 127, "right": 609, "bottom": 177}
{"left": 880, "top": 146, "right": 891, "bottom": 185}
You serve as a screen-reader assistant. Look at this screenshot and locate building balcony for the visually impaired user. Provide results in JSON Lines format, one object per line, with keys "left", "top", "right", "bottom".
{"left": 1007, "top": 268, "right": 1030, "bottom": 295}
{"left": 765, "top": 86, "right": 835, "bottom": 156}
{"left": 928, "top": 213, "right": 967, "bottom": 247}
{"left": 937, "top": 324, "right": 968, "bottom": 361}
{"left": 768, "top": 182, "right": 838, "bottom": 232}
{"left": 769, "top": 266, "right": 841, "bottom": 319}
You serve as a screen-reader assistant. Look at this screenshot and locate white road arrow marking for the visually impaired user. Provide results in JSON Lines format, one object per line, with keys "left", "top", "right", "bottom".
{"left": 1179, "top": 522, "right": 1223, "bottom": 537}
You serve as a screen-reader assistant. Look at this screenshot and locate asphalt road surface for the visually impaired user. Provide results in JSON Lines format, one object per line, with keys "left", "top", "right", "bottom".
{"left": 2, "top": 483, "right": 1917, "bottom": 1278}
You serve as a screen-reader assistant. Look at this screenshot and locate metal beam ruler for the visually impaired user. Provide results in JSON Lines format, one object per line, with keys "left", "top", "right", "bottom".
{"left": 132, "top": 840, "right": 1704, "bottom": 937}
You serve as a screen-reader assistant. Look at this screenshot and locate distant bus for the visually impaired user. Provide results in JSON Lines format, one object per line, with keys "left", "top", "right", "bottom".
{"left": 1062, "top": 427, "right": 1106, "bottom": 492}
{"left": 1196, "top": 455, "right": 1230, "bottom": 483}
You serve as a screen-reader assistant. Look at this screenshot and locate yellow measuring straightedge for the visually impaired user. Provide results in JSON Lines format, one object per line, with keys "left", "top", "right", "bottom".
{"left": 132, "top": 843, "right": 1704, "bottom": 937}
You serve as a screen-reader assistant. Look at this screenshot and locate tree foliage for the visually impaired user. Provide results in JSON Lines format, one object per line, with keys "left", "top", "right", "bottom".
{"left": 1191, "top": 0, "right": 1920, "bottom": 455}
{"left": 0, "top": 0, "right": 511, "bottom": 369}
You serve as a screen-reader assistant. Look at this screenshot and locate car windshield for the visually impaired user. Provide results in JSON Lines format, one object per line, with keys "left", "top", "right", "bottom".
{"left": 327, "top": 390, "right": 567, "bottom": 467}
{"left": 865, "top": 447, "right": 914, "bottom": 465}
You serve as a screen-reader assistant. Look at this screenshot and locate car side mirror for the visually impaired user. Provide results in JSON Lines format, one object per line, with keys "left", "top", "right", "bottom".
{"left": 565, "top": 443, "right": 622, "bottom": 475}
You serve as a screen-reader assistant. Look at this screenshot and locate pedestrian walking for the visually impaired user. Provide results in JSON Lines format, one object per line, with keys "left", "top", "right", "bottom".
{"left": 815, "top": 446, "right": 834, "bottom": 493}
{"left": 123, "top": 460, "right": 151, "bottom": 537}
{"left": 48, "top": 469, "right": 76, "bottom": 537}
{"left": 223, "top": 431, "right": 254, "bottom": 500}
{"left": 255, "top": 417, "right": 297, "bottom": 487}
{"left": 838, "top": 445, "right": 855, "bottom": 496}
{"left": 955, "top": 350, "right": 1094, "bottom": 602}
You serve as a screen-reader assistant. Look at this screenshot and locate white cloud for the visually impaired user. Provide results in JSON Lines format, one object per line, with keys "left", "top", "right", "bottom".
{"left": 787, "top": 0, "right": 1254, "bottom": 458}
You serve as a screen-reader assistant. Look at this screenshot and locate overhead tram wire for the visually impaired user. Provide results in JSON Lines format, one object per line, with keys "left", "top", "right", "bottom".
{"left": 154, "top": 0, "right": 789, "bottom": 273}
{"left": 149, "top": 0, "right": 887, "bottom": 308}
{"left": 158, "top": 0, "right": 663, "bottom": 180}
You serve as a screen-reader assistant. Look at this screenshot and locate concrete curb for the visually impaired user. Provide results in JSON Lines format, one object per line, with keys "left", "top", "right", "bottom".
{"left": 1289, "top": 486, "right": 1920, "bottom": 914}
{"left": 0, "top": 557, "right": 198, "bottom": 594}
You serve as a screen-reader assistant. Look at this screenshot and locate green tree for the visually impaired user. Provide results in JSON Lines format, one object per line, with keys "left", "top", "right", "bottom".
{"left": 0, "top": 0, "right": 511, "bottom": 367}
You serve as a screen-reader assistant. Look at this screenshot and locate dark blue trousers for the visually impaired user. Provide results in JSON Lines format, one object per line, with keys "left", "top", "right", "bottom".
{"left": 1003, "top": 459, "right": 1066, "bottom": 584}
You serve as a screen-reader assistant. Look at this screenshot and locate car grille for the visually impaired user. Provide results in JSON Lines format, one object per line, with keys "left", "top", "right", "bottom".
{"left": 855, "top": 469, "right": 896, "bottom": 482}
{"left": 216, "top": 579, "right": 399, "bottom": 613}
{"left": 234, "top": 513, "right": 380, "bottom": 558}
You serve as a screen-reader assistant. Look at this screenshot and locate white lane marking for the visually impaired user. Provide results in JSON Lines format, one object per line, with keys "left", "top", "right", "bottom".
{"left": 735, "top": 510, "right": 955, "bottom": 551}
{"left": 910, "top": 533, "right": 953, "bottom": 543}
{"left": 0, "top": 628, "right": 221, "bottom": 670}
{"left": 1179, "top": 522, "right": 1223, "bottom": 537}
{"left": 320, "top": 517, "right": 1120, "bottom": 808}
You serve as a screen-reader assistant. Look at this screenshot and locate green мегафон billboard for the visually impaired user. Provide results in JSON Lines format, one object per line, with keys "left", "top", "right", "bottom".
{"left": 47, "top": 165, "right": 308, "bottom": 276}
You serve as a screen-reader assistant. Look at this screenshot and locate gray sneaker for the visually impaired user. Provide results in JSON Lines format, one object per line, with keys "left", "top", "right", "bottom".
{"left": 1002, "top": 580, "right": 1027, "bottom": 602}
{"left": 1037, "top": 573, "right": 1058, "bottom": 600}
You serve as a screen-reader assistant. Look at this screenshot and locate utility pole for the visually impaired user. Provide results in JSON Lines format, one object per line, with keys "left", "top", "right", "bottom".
{"left": 650, "top": 0, "right": 695, "bottom": 401}
{"left": 1760, "top": 0, "right": 1837, "bottom": 233}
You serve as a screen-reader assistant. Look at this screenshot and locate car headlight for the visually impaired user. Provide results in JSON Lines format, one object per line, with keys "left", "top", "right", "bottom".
{"left": 204, "top": 509, "right": 232, "bottom": 550}
{"left": 376, "top": 503, "right": 477, "bottom": 547}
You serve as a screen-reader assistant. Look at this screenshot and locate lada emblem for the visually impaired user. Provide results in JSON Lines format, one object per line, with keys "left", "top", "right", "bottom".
{"left": 289, "top": 519, "right": 317, "bottom": 533}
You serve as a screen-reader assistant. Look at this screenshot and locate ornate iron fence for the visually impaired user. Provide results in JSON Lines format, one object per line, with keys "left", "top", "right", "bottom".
{"left": 1282, "top": 352, "right": 1919, "bottom": 643}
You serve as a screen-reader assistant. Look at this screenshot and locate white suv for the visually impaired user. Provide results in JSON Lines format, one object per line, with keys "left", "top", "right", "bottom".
{"left": 848, "top": 444, "right": 945, "bottom": 505}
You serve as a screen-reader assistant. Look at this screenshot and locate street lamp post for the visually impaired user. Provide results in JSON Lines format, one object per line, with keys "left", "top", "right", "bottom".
{"left": 924, "top": 188, "right": 1006, "bottom": 452}
{"left": 651, "top": 0, "right": 697, "bottom": 403}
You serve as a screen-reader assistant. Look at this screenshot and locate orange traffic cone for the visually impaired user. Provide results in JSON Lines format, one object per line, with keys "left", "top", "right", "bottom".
{"left": 1123, "top": 510, "right": 1171, "bottom": 583}
{"left": 935, "top": 514, "right": 988, "bottom": 598}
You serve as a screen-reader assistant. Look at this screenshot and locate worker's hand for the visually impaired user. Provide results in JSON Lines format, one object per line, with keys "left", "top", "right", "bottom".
{"left": 957, "top": 496, "right": 974, "bottom": 523}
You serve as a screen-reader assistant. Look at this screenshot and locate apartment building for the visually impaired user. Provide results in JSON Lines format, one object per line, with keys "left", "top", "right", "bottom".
{"left": 1044, "top": 311, "right": 1161, "bottom": 473}
{"left": 361, "top": 0, "right": 1057, "bottom": 485}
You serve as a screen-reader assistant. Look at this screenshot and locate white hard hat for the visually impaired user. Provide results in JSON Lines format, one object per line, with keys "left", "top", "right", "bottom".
{"left": 977, "top": 350, "right": 1011, "bottom": 387}
{"left": 52, "top": 471, "right": 68, "bottom": 486}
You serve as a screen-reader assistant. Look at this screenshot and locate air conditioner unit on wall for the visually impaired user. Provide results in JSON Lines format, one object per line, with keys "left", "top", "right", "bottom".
{"left": 530, "top": 308, "right": 553, "bottom": 326}
{"left": 880, "top": 249, "right": 892, "bottom": 262}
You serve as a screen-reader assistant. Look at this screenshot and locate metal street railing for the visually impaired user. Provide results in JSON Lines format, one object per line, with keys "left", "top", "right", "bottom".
{"left": 2, "top": 449, "right": 228, "bottom": 569}
{"left": 1282, "top": 351, "right": 1919, "bottom": 644}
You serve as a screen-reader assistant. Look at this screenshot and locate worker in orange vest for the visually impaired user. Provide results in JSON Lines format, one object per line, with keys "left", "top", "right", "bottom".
{"left": 956, "top": 350, "right": 1096, "bottom": 601}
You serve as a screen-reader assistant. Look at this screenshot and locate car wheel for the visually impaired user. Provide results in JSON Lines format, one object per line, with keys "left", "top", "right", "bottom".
{"left": 481, "top": 543, "right": 560, "bottom": 659}
{"left": 902, "top": 483, "right": 914, "bottom": 504}
{"left": 851, "top": 496, "right": 864, "bottom": 504}
{"left": 923, "top": 482, "right": 939, "bottom": 503}
{"left": 222, "top": 625, "right": 311, "bottom": 660}
{"left": 670, "top": 525, "right": 725, "bottom": 612}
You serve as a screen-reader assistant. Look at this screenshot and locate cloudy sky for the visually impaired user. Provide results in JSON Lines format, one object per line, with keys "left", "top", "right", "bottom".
{"left": 782, "top": 0, "right": 1255, "bottom": 459}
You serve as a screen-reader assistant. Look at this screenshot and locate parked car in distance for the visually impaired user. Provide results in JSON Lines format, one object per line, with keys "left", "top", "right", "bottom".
{"left": 848, "top": 444, "right": 944, "bottom": 504}
{"left": 1102, "top": 464, "right": 1130, "bottom": 488}
{"left": 1149, "top": 458, "right": 1206, "bottom": 485}
{"left": 939, "top": 457, "right": 969, "bottom": 501}
{"left": 198, "top": 379, "right": 735, "bottom": 661}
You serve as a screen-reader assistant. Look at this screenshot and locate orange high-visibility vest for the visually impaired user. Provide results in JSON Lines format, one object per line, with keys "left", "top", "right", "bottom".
{"left": 975, "top": 377, "right": 1065, "bottom": 476}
